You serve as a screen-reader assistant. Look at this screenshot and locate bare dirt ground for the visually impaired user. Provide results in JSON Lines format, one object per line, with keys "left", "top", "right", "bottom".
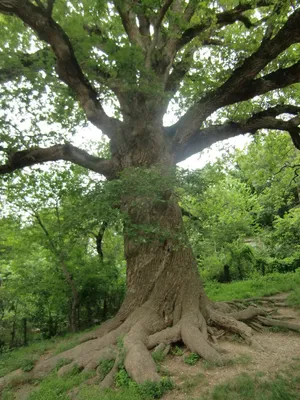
{"left": 163, "top": 294, "right": 300, "bottom": 399}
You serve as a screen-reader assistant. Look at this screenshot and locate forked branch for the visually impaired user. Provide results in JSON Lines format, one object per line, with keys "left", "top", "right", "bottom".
{"left": 174, "top": 105, "right": 300, "bottom": 162}
{"left": 0, "top": 0, "right": 122, "bottom": 138}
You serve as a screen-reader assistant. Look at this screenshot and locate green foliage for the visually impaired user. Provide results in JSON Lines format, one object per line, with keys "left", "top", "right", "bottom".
{"left": 98, "top": 359, "right": 115, "bottom": 381}
{"left": 27, "top": 370, "right": 95, "bottom": 400}
{"left": 287, "top": 288, "right": 300, "bottom": 309}
{"left": 21, "top": 359, "right": 35, "bottom": 372}
{"left": 114, "top": 369, "right": 173, "bottom": 398}
{"left": 137, "top": 378, "right": 174, "bottom": 399}
{"left": 152, "top": 350, "right": 165, "bottom": 364}
{"left": 183, "top": 353, "right": 200, "bottom": 366}
{"left": 0, "top": 341, "right": 53, "bottom": 377}
{"left": 204, "top": 271, "right": 300, "bottom": 302}
{"left": 115, "top": 368, "right": 131, "bottom": 388}
{"left": 0, "top": 329, "right": 94, "bottom": 377}
{"left": 171, "top": 345, "right": 184, "bottom": 356}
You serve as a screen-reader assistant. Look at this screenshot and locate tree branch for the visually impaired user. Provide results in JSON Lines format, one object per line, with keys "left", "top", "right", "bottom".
{"left": 183, "top": 0, "right": 198, "bottom": 24}
{"left": 169, "top": 8, "right": 300, "bottom": 146}
{"left": 165, "top": 48, "right": 194, "bottom": 95}
{"left": 174, "top": 105, "right": 300, "bottom": 163}
{"left": 96, "top": 221, "right": 108, "bottom": 261}
{"left": 113, "top": 0, "right": 146, "bottom": 50}
{"left": 155, "top": 0, "right": 174, "bottom": 33}
{"left": 0, "top": 144, "right": 115, "bottom": 178}
{"left": 0, "top": 0, "right": 122, "bottom": 138}
{"left": 176, "top": 1, "right": 274, "bottom": 51}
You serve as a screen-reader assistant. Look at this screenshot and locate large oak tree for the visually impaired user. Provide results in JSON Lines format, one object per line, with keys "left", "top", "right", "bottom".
{"left": 1, "top": 0, "right": 300, "bottom": 387}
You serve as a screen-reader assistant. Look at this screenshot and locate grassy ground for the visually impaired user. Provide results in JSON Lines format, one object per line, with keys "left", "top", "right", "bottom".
{"left": 0, "top": 328, "right": 95, "bottom": 378}
{"left": 204, "top": 270, "right": 300, "bottom": 303}
{"left": 201, "top": 358, "right": 300, "bottom": 400}
{"left": 1, "top": 271, "right": 300, "bottom": 400}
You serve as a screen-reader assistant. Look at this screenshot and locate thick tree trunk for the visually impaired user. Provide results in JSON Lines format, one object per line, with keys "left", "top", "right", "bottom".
{"left": 118, "top": 196, "right": 210, "bottom": 325}
{"left": 0, "top": 125, "right": 272, "bottom": 390}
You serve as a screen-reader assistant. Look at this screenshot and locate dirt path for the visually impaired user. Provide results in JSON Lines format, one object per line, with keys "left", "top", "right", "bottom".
{"left": 163, "top": 295, "right": 300, "bottom": 399}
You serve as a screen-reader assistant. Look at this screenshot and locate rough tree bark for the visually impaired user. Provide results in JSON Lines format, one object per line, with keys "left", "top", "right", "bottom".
{"left": 1, "top": 0, "right": 300, "bottom": 391}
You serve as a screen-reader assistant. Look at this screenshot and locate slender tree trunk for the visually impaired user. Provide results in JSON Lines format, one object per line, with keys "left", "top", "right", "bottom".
{"left": 10, "top": 320, "right": 16, "bottom": 348}
{"left": 23, "top": 318, "right": 27, "bottom": 346}
{"left": 61, "top": 261, "right": 79, "bottom": 332}
{"left": 70, "top": 296, "right": 79, "bottom": 333}
{"left": 102, "top": 295, "right": 107, "bottom": 321}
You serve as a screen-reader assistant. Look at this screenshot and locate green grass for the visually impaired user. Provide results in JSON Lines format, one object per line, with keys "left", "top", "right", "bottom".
{"left": 27, "top": 370, "right": 95, "bottom": 400}
{"left": 0, "top": 341, "right": 55, "bottom": 378}
{"left": 287, "top": 288, "right": 300, "bottom": 309}
{"left": 0, "top": 328, "right": 95, "bottom": 378}
{"left": 204, "top": 270, "right": 300, "bottom": 302}
{"left": 26, "top": 372, "right": 173, "bottom": 400}
{"left": 200, "top": 360, "right": 300, "bottom": 400}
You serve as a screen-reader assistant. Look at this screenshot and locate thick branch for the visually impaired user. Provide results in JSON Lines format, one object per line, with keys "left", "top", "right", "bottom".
{"left": 174, "top": 105, "right": 300, "bottom": 163}
{"left": 170, "top": 8, "right": 300, "bottom": 146}
{"left": 0, "top": 144, "right": 115, "bottom": 178}
{"left": 0, "top": 0, "right": 121, "bottom": 137}
{"left": 113, "top": 0, "right": 146, "bottom": 50}
{"left": 177, "top": 1, "right": 274, "bottom": 50}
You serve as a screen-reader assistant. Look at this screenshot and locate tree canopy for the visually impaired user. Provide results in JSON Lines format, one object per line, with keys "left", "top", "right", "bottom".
{"left": 0, "top": 0, "right": 300, "bottom": 175}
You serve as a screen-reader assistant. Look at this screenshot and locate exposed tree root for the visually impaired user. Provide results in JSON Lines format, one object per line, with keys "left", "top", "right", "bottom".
{"left": 1, "top": 295, "right": 299, "bottom": 394}
{"left": 257, "top": 316, "right": 300, "bottom": 333}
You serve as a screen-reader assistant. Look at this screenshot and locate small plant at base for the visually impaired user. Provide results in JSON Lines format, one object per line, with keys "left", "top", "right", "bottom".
{"left": 183, "top": 353, "right": 200, "bottom": 365}
{"left": 152, "top": 350, "right": 165, "bottom": 364}
{"left": 138, "top": 377, "right": 174, "bottom": 399}
{"left": 115, "top": 368, "right": 132, "bottom": 387}
{"left": 116, "top": 336, "right": 126, "bottom": 368}
{"left": 98, "top": 359, "right": 115, "bottom": 380}
{"left": 171, "top": 345, "right": 184, "bottom": 356}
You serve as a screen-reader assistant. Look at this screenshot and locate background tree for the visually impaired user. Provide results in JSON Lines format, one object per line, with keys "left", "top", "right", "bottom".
{"left": 1, "top": 0, "right": 300, "bottom": 386}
